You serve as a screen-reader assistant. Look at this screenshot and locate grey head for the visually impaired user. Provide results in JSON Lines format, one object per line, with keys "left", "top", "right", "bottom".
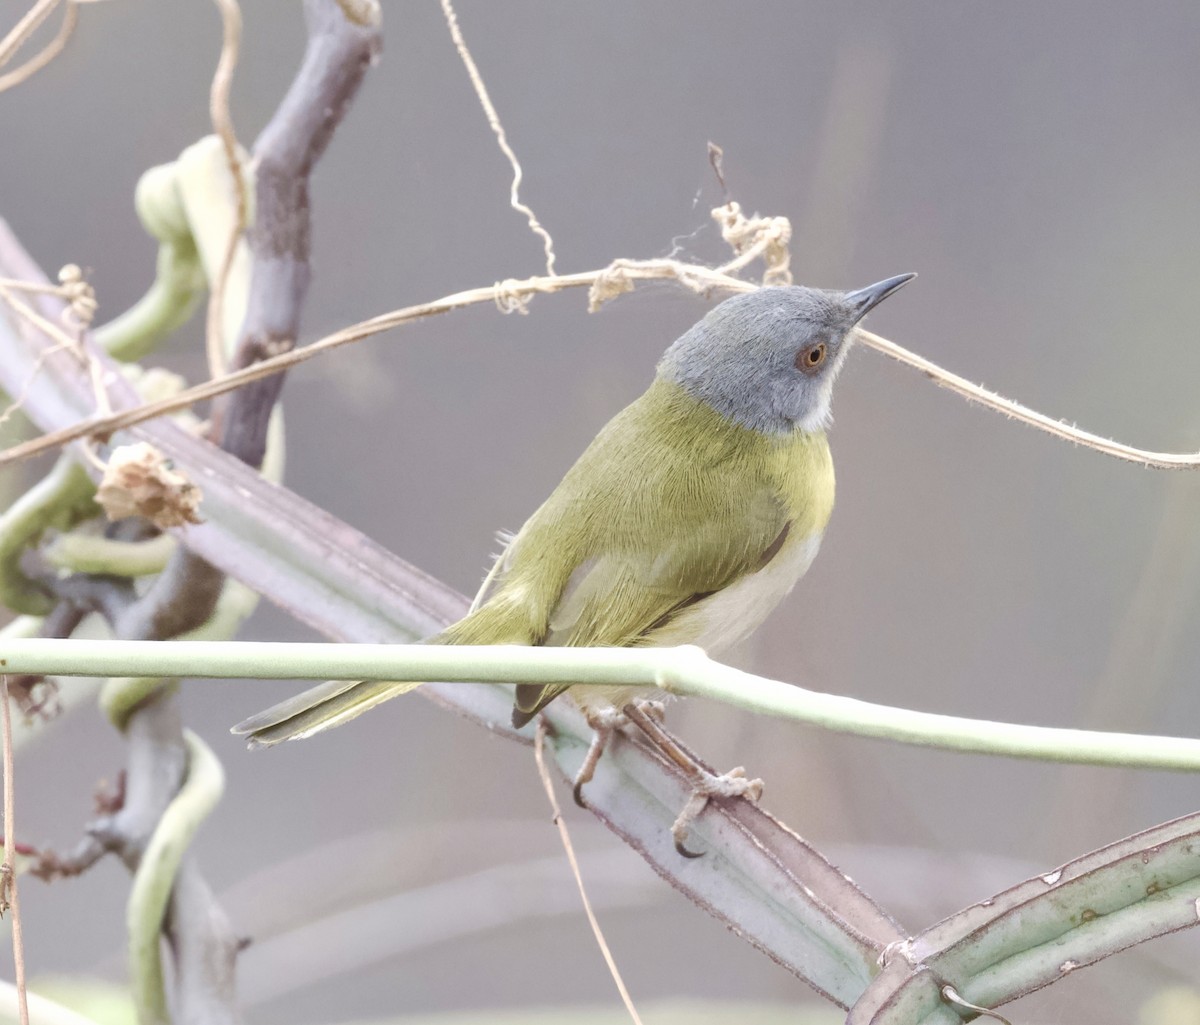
{"left": 657, "top": 274, "right": 915, "bottom": 435}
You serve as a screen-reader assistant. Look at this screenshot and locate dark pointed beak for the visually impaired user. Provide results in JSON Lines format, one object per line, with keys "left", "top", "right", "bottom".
{"left": 845, "top": 272, "right": 917, "bottom": 321}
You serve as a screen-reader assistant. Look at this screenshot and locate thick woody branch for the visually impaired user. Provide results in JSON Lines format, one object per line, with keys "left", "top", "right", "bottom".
{"left": 212, "top": 0, "right": 381, "bottom": 467}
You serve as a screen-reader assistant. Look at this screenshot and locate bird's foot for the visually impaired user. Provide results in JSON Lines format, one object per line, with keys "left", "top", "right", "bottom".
{"left": 571, "top": 707, "right": 629, "bottom": 809}
{"left": 670, "top": 765, "right": 764, "bottom": 858}
{"left": 571, "top": 701, "right": 666, "bottom": 807}
{"left": 620, "top": 702, "right": 764, "bottom": 857}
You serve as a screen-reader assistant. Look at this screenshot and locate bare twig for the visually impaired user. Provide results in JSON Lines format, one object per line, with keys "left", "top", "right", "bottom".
{"left": 0, "top": 271, "right": 96, "bottom": 329}
{"left": 0, "top": 335, "right": 73, "bottom": 432}
{"left": 0, "top": 278, "right": 63, "bottom": 297}
{"left": 534, "top": 722, "right": 644, "bottom": 1025}
{"left": 0, "top": 0, "right": 60, "bottom": 70}
{"left": 854, "top": 326, "right": 1200, "bottom": 468}
{"left": 0, "top": 676, "right": 30, "bottom": 1025}
{"left": 0, "top": 273, "right": 98, "bottom": 430}
{"left": 0, "top": 278, "right": 88, "bottom": 352}
{"left": 0, "top": 0, "right": 76, "bottom": 94}
{"left": 439, "top": 0, "right": 557, "bottom": 276}
{"left": 3, "top": 258, "right": 1199, "bottom": 471}
{"left": 29, "top": 835, "right": 107, "bottom": 882}
{"left": 205, "top": 0, "right": 247, "bottom": 379}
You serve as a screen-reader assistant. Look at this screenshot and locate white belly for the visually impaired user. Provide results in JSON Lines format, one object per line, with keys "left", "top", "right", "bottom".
{"left": 572, "top": 533, "right": 823, "bottom": 718}
{"left": 642, "top": 531, "right": 824, "bottom": 654}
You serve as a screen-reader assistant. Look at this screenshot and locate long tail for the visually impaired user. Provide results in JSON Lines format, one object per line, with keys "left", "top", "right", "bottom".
{"left": 231, "top": 679, "right": 421, "bottom": 748}
{"left": 232, "top": 587, "right": 535, "bottom": 747}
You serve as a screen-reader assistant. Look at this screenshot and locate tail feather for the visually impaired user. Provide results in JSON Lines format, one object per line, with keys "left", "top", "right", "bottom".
{"left": 511, "top": 682, "right": 569, "bottom": 729}
{"left": 231, "top": 679, "right": 421, "bottom": 747}
{"left": 233, "top": 597, "right": 542, "bottom": 746}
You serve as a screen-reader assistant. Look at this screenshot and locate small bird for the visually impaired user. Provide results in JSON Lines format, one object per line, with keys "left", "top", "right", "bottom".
{"left": 234, "top": 275, "right": 914, "bottom": 849}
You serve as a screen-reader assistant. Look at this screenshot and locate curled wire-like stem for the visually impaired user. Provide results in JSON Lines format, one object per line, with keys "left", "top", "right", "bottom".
{"left": 438, "top": 0, "right": 557, "bottom": 276}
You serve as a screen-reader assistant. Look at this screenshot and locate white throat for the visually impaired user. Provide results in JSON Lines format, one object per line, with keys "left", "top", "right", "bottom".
{"left": 793, "top": 380, "right": 834, "bottom": 433}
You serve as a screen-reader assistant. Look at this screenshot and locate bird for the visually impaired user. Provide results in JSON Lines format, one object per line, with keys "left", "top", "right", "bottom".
{"left": 233, "top": 275, "right": 915, "bottom": 851}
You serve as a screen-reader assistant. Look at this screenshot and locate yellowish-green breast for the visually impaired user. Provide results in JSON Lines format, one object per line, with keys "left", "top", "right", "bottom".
{"left": 754, "top": 410, "right": 836, "bottom": 542}
{"left": 442, "top": 379, "right": 836, "bottom": 654}
{"left": 633, "top": 384, "right": 836, "bottom": 653}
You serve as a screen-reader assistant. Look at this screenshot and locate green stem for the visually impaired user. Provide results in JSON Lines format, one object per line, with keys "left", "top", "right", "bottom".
{"left": 0, "top": 457, "right": 94, "bottom": 615}
{"left": 94, "top": 240, "right": 205, "bottom": 363}
{"left": 43, "top": 533, "right": 176, "bottom": 578}
{"left": 127, "top": 730, "right": 224, "bottom": 1025}
{"left": 3, "top": 639, "right": 1200, "bottom": 772}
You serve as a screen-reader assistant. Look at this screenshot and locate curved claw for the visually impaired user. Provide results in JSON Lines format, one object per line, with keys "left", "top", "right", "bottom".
{"left": 572, "top": 778, "right": 589, "bottom": 809}
{"left": 571, "top": 720, "right": 615, "bottom": 810}
{"left": 671, "top": 790, "right": 712, "bottom": 859}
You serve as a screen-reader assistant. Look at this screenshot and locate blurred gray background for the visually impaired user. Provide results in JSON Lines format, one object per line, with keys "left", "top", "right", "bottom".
{"left": 4, "top": 1, "right": 1200, "bottom": 1022}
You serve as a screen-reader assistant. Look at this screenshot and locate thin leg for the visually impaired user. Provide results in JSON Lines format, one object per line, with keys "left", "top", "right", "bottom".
{"left": 572, "top": 730, "right": 608, "bottom": 808}
{"left": 623, "top": 702, "right": 764, "bottom": 857}
{"left": 572, "top": 707, "right": 628, "bottom": 808}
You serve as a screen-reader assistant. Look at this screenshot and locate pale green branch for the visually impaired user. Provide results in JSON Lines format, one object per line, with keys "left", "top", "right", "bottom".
{"left": 127, "top": 730, "right": 225, "bottom": 1025}
{"left": 2, "top": 638, "right": 1199, "bottom": 772}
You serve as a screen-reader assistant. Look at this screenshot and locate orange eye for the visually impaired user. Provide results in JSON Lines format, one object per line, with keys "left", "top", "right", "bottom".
{"left": 795, "top": 342, "right": 827, "bottom": 374}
